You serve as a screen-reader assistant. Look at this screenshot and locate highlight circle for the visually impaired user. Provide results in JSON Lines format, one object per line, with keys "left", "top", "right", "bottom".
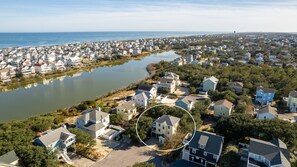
{"left": 135, "top": 104, "right": 197, "bottom": 152}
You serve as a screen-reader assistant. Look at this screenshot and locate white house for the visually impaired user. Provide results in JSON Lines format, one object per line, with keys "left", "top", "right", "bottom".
{"left": 136, "top": 84, "right": 157, "bottom": 99}
{"left": 76, "top": 107, "right": 110, "bottom": 138}
{"left": 157, "top": 72, "right": 180, "bottom": 93}
{"left": 116, "top": 101, "right": 137, "bottom": 121}
{"left": 34, "top": 64, "right": 52, "bottom": 74}
{"left": 132, "top": 92, "right": 149, "bottom": 108}
{"left": 202, "top": 76, "right": 219, "bottom": 92}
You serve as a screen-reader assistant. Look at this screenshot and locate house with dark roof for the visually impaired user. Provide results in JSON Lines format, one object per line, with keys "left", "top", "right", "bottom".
{"left": 75, "top": 107, "right": 110, "bottom": 138}
{"left": 246, "top": 138, "right": 291, "bottom": 167}
{"left": 151, "top": 115, "right": 180, "bottom": 144}
{"left": 34, "top": 127, "right": 76, "bottom": 154}
{"left": 255, "top": 86, "right": 275, "bottom": 106}
{"left": 287, "top": 90, "right": 297, "bottom": 112}
{"left": 0, "top": 150, "right": 20, "bottom": 167}
{"left": 228, "top": 82, "right": 244, "bottom": 94}
{"left": 181, "top": 131, "right": 224, "bottom": 167}
{"left": 136, "top": 84, "right": 157, "bottom": 99}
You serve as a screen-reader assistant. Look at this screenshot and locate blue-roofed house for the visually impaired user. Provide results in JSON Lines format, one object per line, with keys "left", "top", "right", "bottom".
{"left": 255, "top": 86, "right": 275, "bottom": 105}
{"left": 181, "top": 131, "right": 224, "bottom": 167}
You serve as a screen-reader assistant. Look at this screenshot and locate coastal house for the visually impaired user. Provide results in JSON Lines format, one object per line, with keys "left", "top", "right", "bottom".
{"left": 0, "top": 69, "right": 11, "bottom": 81}
{"left": 116, "top": 101, "right": 137, "bottom": 121}
{"left": 76, "top": 107, "right": 110, "bottom": 138}
{"left": 202, "top": 76, "right": 219, "bottom": 92}
{"left": 34, "top": 63, "right": 52, "bottom": 74}
{"left": 256, "top": 106, "right": 277, "bottom": 120}
{"left": 182, "top": 131, "right": 224, "bottom": 167}
{"left": 214, "top": 99, "right": 233, "bottom": 117}
{"left": 175, "top": 95, "right": 199, "bottom": 111}
{"left": 151, "top": 115, "right": 180, "bottom": 144}
{"left": 228, "top": 82, "right": 244, "bottom": 94}
{"left": 255, "top": 86, "right": 275, "bottom": 106}
{"left": 132, "top": 92, "right": 149, "bottom": 108}
{"left": 242, "top": 138, "right": 290, "bottom": 167}
{"left": 136, "top": 84, "right": 157, "bottom": 99}
{"left": 157, "top": 72, "right": 180, "bottom": 93}
{"left": 0, "top": 150, "right": 21, "bottom": 167}
{"left": 243, "top": 52, "right": 251, "bottom": 61}
{"left": 34, "top": 127, "right": 76, "bottom": 153}
{"left": 53, "top": 60, "right": 66, "bottom": 71}
{"left": 287, "top": 90, "right": 297, "bottom": 112}
{"left": 67, "top": 56, "right": 82, "bottom": 67}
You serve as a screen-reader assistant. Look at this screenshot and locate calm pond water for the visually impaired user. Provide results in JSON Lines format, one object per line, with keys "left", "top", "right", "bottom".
{"left": 0, "top": 51, "right": 179, "bottom": 122}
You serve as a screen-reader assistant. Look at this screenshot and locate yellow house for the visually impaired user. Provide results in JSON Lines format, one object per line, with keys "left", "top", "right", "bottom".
{"left": 116, "top": 101, "right": 137, "bottom": 121}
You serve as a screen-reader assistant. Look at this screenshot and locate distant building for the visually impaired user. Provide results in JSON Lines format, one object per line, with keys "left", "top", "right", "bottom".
{"left": 182, "top": 131, "right": 224, "bottom": 166}
{"left": 256, "top": 106, "right": 277, "bottom": 120}
{"left": 151, "top": 115, "right": 180, "bottom": 144}
{"left": 136, "top": 84, "right": 157, "bottom": 99}
{"left": 132, "top": 92, "right": 149, "bottom": 108}
{"left": 202, "top": 76, "right": 219, "bottom": 92}
{"left": 255, "top": 86, "right": 275, "bottom": 106}
{"left": 288, "top": 90, "right": 297, "bottom": 112}
{"left": 175, "top": 95, "right": 199, "bottom": 111}
{"left": 214, "top": 99, "right": 233, "bottom": 117}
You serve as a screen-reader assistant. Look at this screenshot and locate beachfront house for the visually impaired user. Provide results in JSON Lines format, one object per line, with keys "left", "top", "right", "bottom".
{"left": 132, "top": 92, "right": 149, "bottom": 108}
{"left": 202, "top": 76, "right": 219, "bottom": 92}
{"left": 288, "top": 90, "right": 297, "bottom": 112}
{"left": 255, "top": 86, "right": 275, "bottom": 106}
{"left": 182, "top": 131, "right": 224, "bottom": 167}
{"left": 0, "top": 69, "right": 11, "bottom": 82}
{"left": 116, "top": 101, "right": 137, "bottom": 121}
{"left": 151, "top": 115, "right": 180, "bottom": 144}
{"left": 75, "top": 107, "right": 110, "bottom": 138}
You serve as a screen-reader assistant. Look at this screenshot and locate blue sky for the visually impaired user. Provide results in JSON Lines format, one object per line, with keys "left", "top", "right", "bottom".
{"left": 0, "top": 0, "right": 296, "bottom": 32}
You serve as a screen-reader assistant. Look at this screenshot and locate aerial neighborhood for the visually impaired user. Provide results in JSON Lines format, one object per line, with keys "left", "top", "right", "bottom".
{"left": 1, "top": 33, "right": 297, "bottom": 167}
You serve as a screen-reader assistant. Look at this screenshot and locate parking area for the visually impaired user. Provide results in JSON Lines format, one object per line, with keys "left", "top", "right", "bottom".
{"left": 92, "top": 141, "right": 162, "bottom": 167}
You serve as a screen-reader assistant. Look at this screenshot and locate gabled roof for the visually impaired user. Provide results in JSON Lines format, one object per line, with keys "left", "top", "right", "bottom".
{"left": 214, "top": 99, "right": 233, "bottom": 109}
{"left": 203, "top": 76, "right": 219, "bottom": 83}
{"left": 36, "top": 127, "right": 75, "bottom": 146}
{"left": 188, "top": 131, "right": 224, "bottom": 155}
{"left": 134, "top": 92, "right": 148, "bottom": 101}
{"left": 117, "top": 101, "right": 136, "bottom": 110}
{"left": 256, "top": 86, "right": 275, "bottom": 94}
{"left": 289, "top": 90, "right": 297, "bottom": 98}
{"left": 0, "top": 150, "right": 19, "bottom": 164}
{"left": 249, "top": 138, "right": 290, "bottom": 166}
{"left": 155, "top": 115, "right": 180, "bottom": 126}
{"left": 257, "top": 106, "right": 278, "bottom": 116}
{"left": 79, "top": 108, "right": 109, "bottom": 123}
{"left": 177, "top": 95, "right": 199, "bottom": 105}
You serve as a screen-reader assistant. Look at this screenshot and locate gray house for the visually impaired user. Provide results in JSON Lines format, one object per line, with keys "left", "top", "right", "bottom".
{"left": 202, "top": 76, "right": 219, "bottom": 92}
{"left": 0, "top": 150, "right": 20, "bottom": 167}
{"left": 34, "top": 127, "right": 76, "bottom": 153}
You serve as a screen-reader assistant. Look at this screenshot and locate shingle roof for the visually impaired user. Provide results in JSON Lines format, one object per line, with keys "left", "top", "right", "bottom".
{"left": 85, "top": 122, "right": 106, "bottom": 131}
{"left": 177, "top": 95, "right": 199, "bottom": 105}
{"left": 289, "top": 90, "right": 297, "bottom": 98}
{"left": 0, "top": 150, "right": 19, "bottom": 164}
{"left": 214, "top": 99, "right": 233, "bottom": 109}
{"left": 188, "top": 131, "right": 224, "bottom": 155}
{"left": 257, "top": 106, "right": 278, "bottom": 116}
{"left": 155, "top": 115, "right": 180, "bottom": 126}
{"left": 256, "top": 86, "right": 275, "bottom": 94}
{"left": 249, "top": 138, "right": 290, "bottom": 166}
{"left": 36, "top": 127, "right": 75, "bottom": 146}
{"left": 117, "top": 101, "right": 136, "bottom": 110}
{"left": 79, "top": 108, "right": 109, "bottom": 123}
{"left": 228, "top": 82, "right": 244, "bottom": 87}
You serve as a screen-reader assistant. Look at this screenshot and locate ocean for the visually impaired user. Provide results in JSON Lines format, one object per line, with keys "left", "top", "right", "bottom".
{"left": 0, "top": 31, "right": 216, "bottom": 49}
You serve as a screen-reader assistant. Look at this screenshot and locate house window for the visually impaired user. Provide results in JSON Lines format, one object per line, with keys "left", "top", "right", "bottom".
{"left": 192, "top": 148, "right": 196, "bottom": 154}
{"left": 158, "top": 129, "right": 160, "bottom": 132}
{"left": 168, "top": 126, "right": 170, "bottom": 129}
{"left": 200, "top": 144, "right": 205, "bottom": 149}
{"left": 162, "top": 126, "right": 164, "bottom": 129}
{"left": 167, "top": 132, "right": 170, "bottom": 135}
{"left": 204, "top": 152, "right": 207, "bottom": 156}
{"left": 159, "top": 123, "right": 161, "bottom": 126}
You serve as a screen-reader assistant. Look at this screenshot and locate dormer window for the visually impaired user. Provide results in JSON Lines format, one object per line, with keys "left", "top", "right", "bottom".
{"left": 200, "top": 144, "right": 205, "bottom": 149}
{"left": 192, "top": 148, "right": 196, "bottom": 154}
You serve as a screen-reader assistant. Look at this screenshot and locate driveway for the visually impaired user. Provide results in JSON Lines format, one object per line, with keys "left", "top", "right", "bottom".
{"left": 92, "top": 142, "right": 163, "bottom": 167}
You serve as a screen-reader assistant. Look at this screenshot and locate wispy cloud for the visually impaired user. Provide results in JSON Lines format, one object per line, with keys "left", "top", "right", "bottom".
{"left": 0, "top": 0, "right": 296, "bottom": 32}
